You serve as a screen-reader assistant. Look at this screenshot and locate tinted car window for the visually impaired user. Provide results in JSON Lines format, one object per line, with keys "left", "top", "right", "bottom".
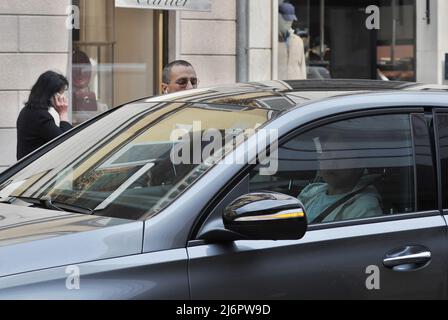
{"left": 250, "top": 114, "right": 416, "bottom": 224}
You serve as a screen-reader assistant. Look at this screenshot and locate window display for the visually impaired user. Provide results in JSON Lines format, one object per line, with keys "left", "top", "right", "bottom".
{"left": 279, "top": 0, "right": 416, "bottom": 81}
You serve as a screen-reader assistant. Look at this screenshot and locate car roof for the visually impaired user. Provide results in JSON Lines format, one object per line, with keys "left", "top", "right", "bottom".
{"left": 284, "top": 79, "right": 417, "bottom": 91}
{"left": 141, "top": 79, "right": 448, "bottom": 112}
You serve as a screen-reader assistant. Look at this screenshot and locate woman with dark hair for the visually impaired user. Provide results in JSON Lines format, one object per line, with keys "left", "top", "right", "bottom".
{"left": 16, "top": 71, "right": 73, "bottom": 160}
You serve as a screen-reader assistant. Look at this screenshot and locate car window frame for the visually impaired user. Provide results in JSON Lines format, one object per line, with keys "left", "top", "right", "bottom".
{"left": 411, "top": 112, "right": 439, "bottom": 212}
{"left": 433, "top": 108, "right": 448, "bottom": 212}
{"left": 190, "top": 107, "right": 441, "bottom": 241}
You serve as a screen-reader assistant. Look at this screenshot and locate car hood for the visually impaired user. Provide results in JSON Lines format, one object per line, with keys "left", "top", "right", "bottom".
{"left": 0, "top": 203, "right": 143, "bottom": 277}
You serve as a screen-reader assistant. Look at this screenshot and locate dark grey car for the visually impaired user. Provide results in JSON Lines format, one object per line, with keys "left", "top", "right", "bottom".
{"left": 0, "top": 80, "right": 448, "bottom": 299}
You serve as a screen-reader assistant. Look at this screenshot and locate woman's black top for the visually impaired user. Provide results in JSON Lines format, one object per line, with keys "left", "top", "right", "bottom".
{"left": 16, "top": 106, "right": 73, "bottom": 160}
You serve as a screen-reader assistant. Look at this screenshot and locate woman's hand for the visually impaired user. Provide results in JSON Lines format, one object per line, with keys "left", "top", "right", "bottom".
{"left": 52, "top": 93, "right": 69, "bottom": 122}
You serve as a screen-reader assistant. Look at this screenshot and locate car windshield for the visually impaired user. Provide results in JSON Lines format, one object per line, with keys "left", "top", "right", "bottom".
{"left": 0, "top": 102, "right": 274, "bottom": 220}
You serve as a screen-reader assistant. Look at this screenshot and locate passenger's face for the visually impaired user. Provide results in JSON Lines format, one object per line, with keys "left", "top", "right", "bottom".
{"left": 320, "top": 168, "right": 362, "bottom": 191}
{"left": 162, "top": 65, "right": 198, "bottom": 94}
{"left": 318, "top": 137, "right": 363, "bottom": 191}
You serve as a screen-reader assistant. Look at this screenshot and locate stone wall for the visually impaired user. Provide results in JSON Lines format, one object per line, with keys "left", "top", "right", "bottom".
{"left": 177, "top": 0, "right": 237, "bottom": 86}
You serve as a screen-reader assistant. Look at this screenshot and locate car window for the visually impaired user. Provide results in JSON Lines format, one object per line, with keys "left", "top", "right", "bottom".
{"left": 0, "top": 102, "right": 274, "bottom": 220}
{"left": 249, "top": 114, "right": 417, "bottom": 224}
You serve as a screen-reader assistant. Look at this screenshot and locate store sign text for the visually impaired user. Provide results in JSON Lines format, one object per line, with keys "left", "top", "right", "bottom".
{"left": 115, "top": 0, "right": 211, "bottom": 11}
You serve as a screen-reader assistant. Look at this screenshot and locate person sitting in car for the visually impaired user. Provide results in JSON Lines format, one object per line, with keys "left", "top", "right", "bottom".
{"left": 298, "top": 135, "right": 383, "bottom": 224}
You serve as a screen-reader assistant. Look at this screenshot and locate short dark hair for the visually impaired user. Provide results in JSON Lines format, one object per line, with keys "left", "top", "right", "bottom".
{"left": 162, "top": 60, "right": 194, "bottom": 84}
{"left": 26, "top": 71, "right": 68, "bottom": 109}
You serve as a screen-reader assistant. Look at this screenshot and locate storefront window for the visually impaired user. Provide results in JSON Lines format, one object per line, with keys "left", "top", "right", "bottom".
{"left": 72, "top": 0, "right": 167, "bottom": 126}
{"left": 278, "top": 0, "right": 416, "bottom": 81}
{"left": 377, "top": 0, "right": 416, "bottom": 81}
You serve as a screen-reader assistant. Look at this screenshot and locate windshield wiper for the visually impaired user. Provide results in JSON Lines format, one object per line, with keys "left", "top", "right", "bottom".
{"left": 0, "top": 196, "right": 14, "bottom": 204}
{"left": 48, "top": 199, "right": 93, "bottom": 215}
{"left": 40, "top": 196, "right": 65, "bottom": 212}
{"left": 0, "top": 196, "right": 32, "bottom": 206}
{"left": 7, "top": 196, "right": 93, "bottom": 215}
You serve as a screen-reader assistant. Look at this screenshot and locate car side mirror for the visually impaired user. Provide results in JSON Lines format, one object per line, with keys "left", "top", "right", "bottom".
{"left": 223, "top": 192, "right": 308, "bottom": 240}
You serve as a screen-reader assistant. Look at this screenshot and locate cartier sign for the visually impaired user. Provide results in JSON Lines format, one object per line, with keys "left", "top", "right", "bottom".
{"left": 115, "top": 0, "right": 211, "bottom": 11}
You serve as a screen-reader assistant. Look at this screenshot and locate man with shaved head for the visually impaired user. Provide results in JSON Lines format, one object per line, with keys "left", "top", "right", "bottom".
{"left": 161, "top": 60, "right": 199, "bottom": 94}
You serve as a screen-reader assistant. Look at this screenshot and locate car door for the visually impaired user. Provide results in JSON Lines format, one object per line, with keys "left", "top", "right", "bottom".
{"left": 187, "top": 111, "right": 448, "bottom": 299}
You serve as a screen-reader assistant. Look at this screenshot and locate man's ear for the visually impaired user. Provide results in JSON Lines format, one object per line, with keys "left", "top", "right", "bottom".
{"left": 161, "top": 83, "right": 169, "bottom": 94}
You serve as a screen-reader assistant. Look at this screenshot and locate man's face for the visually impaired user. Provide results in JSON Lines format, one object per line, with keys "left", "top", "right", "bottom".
{"left": 317, "top": 136, "right": 363, "bottom": 192}
{"left": 162, "top": 65, "right": 198, "bottom": 94}
{"left": 320, "top": 168, "right": 363, "bottom": 191}
{"left": 278, "top": 15, "right": 293, "bottom": 35}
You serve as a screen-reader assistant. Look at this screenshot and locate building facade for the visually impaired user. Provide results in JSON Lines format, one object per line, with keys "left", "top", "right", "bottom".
{"left": 0, "top": 0, "right": 447, "bottom": 170}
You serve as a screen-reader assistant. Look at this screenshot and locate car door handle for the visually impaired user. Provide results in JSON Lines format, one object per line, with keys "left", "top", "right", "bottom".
{"left": 383, "top": 252, "right": 431, "bottom": 267}
{"left": 383, "top": 246, "right": 432, "bottom": 271}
